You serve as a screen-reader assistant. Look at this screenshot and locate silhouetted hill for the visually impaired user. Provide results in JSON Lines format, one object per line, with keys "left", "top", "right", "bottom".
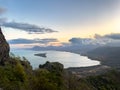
{"left": 86, "top": 46, "right": 120, "bottom": 68}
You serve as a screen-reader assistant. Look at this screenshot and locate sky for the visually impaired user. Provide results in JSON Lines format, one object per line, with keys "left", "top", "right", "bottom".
{"left": 0, "top": 0, "right": 120, "bottom": 48}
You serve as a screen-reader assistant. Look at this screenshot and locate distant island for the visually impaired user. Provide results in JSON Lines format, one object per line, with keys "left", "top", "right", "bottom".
{"left": 34, "top": 53, "right": 47, "bottom": 58}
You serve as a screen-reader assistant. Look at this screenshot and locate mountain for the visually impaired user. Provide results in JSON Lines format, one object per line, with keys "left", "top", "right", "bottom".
{"left": 86, "top": 46, "right": 120, "bottom": 68}
{"left": 31, "top": 44, "right": 99, "bottom": 54}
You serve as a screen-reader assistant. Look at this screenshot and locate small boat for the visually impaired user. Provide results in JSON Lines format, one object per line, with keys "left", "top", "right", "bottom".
{"left": 34, "top": 53, "right": 47, "bottom": 58}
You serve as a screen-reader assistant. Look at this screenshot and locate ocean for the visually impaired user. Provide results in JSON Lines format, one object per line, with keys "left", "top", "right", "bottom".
{"left": 10, "top": 49, "right": 100, "bottom": 69}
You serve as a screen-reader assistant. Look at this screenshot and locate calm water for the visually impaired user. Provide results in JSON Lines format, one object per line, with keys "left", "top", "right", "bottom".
{"left": 10, "top": 49, "right": 100, "bottom": 69}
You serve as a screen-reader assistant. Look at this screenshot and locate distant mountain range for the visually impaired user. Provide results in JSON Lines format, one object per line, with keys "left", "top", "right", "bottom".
{"left": 30, "top": 44, "right": 100, "bottom": 54}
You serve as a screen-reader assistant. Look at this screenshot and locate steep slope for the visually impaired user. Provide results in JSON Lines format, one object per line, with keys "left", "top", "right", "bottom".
{"left": 0, "top": 27, "right": 10, "bottom": 65}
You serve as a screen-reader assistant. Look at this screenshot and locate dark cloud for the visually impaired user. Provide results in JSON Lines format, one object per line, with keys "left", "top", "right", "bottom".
{"left": 94, "top": 34, "right": 102, "bottom": 39}
{"left": 94, "top": 33, "right": 120, "bottom": 47}
{"left": 8, "top": 38, "right": 58, "bottom": 44}
{"left": 2, "top": 21, "right": 58, "bottom": 34}
{"left": 94, "top": 33, "right": 120, "bottom": 40}
{"left": 69, "top": 38, "right": 82, "bottom": 44}
{"left": 69, "top": 38, "right": 92, "bottom": 45}
{"left": 0, "top": 7, "right": 57, "bottom": 34}
{"left": 69, "top": 35, "right": 120, "bottom": 48}
{"left": 104, "top": 33, "right": 120, "bottom": 39}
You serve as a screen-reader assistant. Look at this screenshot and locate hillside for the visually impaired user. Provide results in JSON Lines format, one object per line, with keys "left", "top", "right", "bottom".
{"left": 0, "top": 55, "right": 119, "bottom": 90}
{"left": 86, "top": 46, "right": 120, "bottom": 68}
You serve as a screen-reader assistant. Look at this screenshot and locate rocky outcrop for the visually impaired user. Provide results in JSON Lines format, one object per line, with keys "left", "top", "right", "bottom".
{"left": 0, "top": 27, "right": 10, "bottom": 65}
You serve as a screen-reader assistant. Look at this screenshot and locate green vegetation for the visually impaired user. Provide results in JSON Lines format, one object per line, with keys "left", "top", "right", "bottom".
{"left": 0, "top": 54, "right": 119, "bottom": 90}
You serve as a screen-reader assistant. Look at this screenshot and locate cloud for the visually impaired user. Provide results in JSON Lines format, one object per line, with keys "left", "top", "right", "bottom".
{"left": 0, "top": 7, "right": 57, "bottom": 34}
{"left": 69, "top": 37, "right": 109, "bottom": 46}
{"left": 9, "top": 33, "right": 120, "bottom": 54}
{"left": 67, "top": 35, "right": 120, "bottom": 52}
{"left": 69, "top": 38, "right": 93, "bottom": 45}
{"left": 94, "top": 33, "right": 120, "bottom": 40}
{"left": 2, "top": 21, "right": 58, "bottom": 34}
{"left": 9, "top": 33, "right": 120, "bottom": 53}
{"left": 104, "top": 33, "right": 120, "bottom": 39}
{"left": 94, "top": 34, "right": 102, "bottom": 39}
{"left": 8, "top": 38, "right": 58, "bottom": 44}
{"left": 93, "top": 33, "right": 120, "bottom": 47}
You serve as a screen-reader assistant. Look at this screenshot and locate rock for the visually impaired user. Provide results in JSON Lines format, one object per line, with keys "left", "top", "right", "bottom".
{"left": 0, "top": 27, "right": 10, "bottom": 65}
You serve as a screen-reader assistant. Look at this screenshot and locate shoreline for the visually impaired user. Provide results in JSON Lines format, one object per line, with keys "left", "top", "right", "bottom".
{"left": 31, "top": 49, "right": 117, "bottom": 76}
{"left": 24, "top": 49, "right": 120, "bottom": 69}
{"left": 14, "top": 49, "right": 118, "bottom": 76}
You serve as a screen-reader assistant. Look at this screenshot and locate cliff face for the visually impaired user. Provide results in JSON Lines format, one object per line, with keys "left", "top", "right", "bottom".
{"left": 0, "top": 27, "right": 10, "bottom": 65}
